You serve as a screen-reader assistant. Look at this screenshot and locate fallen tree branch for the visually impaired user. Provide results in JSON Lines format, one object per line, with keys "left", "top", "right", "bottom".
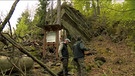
{"left": 0, "top": 0, "right": 20, "bottom": 32}
{"left": 7, "top": 58, "right": 25, "bottom": 76}
{"left": 0, "top": 0, "right": 19, "bottom": 46}
{"left": 1, "top": 33, "right": 57, "bottom": 76}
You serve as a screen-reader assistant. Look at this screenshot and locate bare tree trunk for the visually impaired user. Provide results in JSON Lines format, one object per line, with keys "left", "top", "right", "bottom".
{"left": 0, "top": 0, "right": 20, "bottom": 32}
{"left": 97, "top": 0, "right": 100, "bottom": 15}
{"left": 0, "top": 0, "right": 19, "bottom": 45}
{"left": 92, "top": 0, "right": 97, "bottom": 17}
{"left": 50, "top": 0, "right": 54, "bottom": 24}
{"left": 56, "top": 0, "right": 61, "bottom": 25}
{"left": 8, "top": 21, "right": 13, "bottom": 36}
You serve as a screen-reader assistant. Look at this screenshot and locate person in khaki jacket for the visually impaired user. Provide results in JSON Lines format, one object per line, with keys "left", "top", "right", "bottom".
{"left": 58, "top": 38, "right": 71, "bottom": 76}
{"left": 72, "top": 36, "right": 89, "bottom": 76}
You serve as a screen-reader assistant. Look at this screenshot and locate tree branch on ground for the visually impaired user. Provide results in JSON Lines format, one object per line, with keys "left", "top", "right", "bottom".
{"left": 1, "top": 33, "right": 57, "bottom": 76}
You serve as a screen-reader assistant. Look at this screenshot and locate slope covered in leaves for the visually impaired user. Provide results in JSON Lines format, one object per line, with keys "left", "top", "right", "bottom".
{"left": 85, "top": 35, "right": 135, "bottom": 76}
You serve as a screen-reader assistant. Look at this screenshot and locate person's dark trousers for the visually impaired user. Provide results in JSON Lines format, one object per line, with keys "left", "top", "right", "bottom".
{"left": 74, "top": 58, "right": 86, "bottom": 76}
{"left": 62, "top": 58, "right": 68, "bottom": 76}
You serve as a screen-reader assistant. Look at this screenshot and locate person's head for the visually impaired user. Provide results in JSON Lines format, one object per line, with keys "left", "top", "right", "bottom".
{"left": 77, "top": 36, "right": 81, "bottom": 41}
{"left": 64, "top": 38, "right": 71, "bottom": 43}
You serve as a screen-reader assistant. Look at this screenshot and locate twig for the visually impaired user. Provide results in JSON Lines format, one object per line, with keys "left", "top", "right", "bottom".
{"left": 7, "top": 58, "right": 26, "bottom": 76}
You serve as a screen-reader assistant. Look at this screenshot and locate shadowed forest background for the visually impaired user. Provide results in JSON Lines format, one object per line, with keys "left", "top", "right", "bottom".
{"left": 0, "top": 0, "right": 135, "bottom": 76}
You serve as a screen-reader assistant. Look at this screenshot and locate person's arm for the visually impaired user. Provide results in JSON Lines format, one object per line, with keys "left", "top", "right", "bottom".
{"left": 58, "top": 43, "right": 64, "bottom": 58}
{"left": 80, "top": 42, "right": 89, "bottom": 51}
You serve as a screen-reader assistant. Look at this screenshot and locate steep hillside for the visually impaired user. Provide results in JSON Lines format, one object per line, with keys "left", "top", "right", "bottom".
{"left": 30, "top": 35, "right": 135, "bottom": 76}
{"left": 85, "top": 35, "right": 135, "bottom": 76}
{"left": 3, "top": 34, "right": 134, "bottom": 76}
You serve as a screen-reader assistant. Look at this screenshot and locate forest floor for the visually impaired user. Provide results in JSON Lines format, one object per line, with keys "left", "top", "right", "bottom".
{"left": 85, "top": 35, "right": 135, "bottom": 76}
{"left": 4, "top": 35, "right": 135, "bottom": 76}
{"left": 29, "top": 34, "right": 135, "bottom": 76}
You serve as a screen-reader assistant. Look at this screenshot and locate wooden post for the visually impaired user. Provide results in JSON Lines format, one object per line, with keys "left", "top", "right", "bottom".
{"left": 56, "top": 30, "right": 59, "bottom": 58}
{"left": 43, "top": 30, "right": 47, "bottom": 58}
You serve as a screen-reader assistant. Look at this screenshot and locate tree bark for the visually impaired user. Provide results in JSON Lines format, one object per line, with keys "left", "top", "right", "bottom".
{"left": 8, "top": 21, "right": 13, "bottom": 36}
{"left": 97, "top": 0, "right": 100, "bottom": 15}
{"left": 0, "top": 0, "right": 20, "bottom": 32}
{"left": 92, "top": 0, "right": 97, "bottom": 17}
{"left": 0, "top": 0, "right": 19, "bottom": 45}
{"left": 56, "top": 0, "right": 61, "bottom": 25}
